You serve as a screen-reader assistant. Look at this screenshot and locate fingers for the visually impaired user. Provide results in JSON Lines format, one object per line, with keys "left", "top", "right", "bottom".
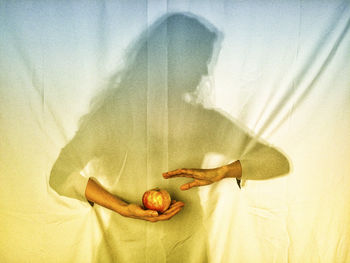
{"left": 180, "top": 179, "right": 211, "bottom": 191}
{"left": 163, "top": 168, "right": 198, "bottom": 179}
{"left": 145, "top": 201, "right": 185, "bottom": 222}
{"left": 155, "top": 202, "right": 184, "bottom": 221}
{"left": 156, "top": 208, "right": 182, "bottom": 221}
{"left": 167, "top": 200, "right": 185, "bottom": 210}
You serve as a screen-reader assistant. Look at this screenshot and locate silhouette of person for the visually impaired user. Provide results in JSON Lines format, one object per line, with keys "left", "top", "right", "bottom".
{"left": 49, "top": 13, "right": 289, "bottom": 263}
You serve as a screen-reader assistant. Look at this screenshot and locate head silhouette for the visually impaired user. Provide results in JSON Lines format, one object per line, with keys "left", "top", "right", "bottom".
{"left": 164, "top": 14, "right": 219, "bottom": 96}
{"left": 80, "top": 13, "right": 220, "bottom": 137}
{"left": 109, "top": 13, "right": 220, "bottom": 101}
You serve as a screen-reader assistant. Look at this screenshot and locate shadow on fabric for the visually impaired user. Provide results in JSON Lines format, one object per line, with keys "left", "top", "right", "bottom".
{"left": 49, "top": 13, "right": 290, "bottom": 263}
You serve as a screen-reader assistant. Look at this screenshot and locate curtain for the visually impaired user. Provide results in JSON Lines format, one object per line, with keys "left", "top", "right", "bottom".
{"left": 0, "top": 1, "right": 349, "bottom": 262}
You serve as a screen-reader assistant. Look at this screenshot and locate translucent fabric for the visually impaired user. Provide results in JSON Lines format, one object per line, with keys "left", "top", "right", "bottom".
{"left": 0, "top": 1, "right": 349, "bottom": 263}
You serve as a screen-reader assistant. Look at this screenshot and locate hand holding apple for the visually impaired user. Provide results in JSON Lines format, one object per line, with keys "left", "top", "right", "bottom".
{"left": 85, "top": 178, "right": 184, "bottom": 222}
{"left": 142, "top": 188, "right": 172, "bottom": 213}
{"left": 117, "top": 188, "right": 184, "bottom": 222}
{"left": 120, "top": 200, "right": 184, "bottom": 222}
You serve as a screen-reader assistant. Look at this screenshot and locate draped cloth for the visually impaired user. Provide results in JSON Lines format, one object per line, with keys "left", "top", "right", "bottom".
{"left": 0, "top": 1, "right": 349, "bottom": 263}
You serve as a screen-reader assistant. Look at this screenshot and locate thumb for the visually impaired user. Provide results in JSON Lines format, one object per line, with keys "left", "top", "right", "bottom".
{"left": 180, "top": 180, "right": 197, "bottom": 191}
{"left": 180, "top": 179, "right": 211, "bottom": 190}
{"left": 145, "top": 210, "right": 158, "bottom": 217}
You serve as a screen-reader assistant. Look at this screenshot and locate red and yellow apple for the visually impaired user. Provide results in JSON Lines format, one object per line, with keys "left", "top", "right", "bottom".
{"left": 142, "top": 188, "right": 172, "bottom": 213}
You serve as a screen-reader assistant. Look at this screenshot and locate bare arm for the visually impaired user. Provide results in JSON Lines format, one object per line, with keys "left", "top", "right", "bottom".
{"left": 50, "top": 117, "right": 185, "bottom": 221}
{"left": 85, "top": 178, "right": 184, "bottom": 222}
{"left": 163, "top": 108, "right": 289, "bottom": 189}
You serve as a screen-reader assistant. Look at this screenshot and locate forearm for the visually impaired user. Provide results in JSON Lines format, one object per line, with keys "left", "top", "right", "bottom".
{"left": 85, "top": 178, "right": 183, "bottom": 221}
{"left": 85, "top": 178, "right": 128, "bottom": 215}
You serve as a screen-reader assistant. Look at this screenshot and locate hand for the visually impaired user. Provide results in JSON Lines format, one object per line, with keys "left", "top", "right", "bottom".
{"left": 120, "top": 200, "right": 185, "bottom": 222}
{"left": 163, "top": 161, "right": 242, "bottom": 190}
{"left": 163, "top": 167, "right": 227, "bottom": 190}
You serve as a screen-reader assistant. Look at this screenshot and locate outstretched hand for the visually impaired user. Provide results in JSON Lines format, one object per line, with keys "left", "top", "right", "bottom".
{"left": 163, "top": 167, "right": 227, "bottom": 190}
{"left": 121, "top": 200, "right": 185, "bottom": 222}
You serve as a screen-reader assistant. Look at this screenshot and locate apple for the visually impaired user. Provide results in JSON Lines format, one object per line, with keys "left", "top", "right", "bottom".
{"left": 142, "top": 188, "right": 172, "bottom": 213}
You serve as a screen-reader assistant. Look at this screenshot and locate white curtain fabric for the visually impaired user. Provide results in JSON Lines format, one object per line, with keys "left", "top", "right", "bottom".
{"left": 0, "top": 1, "right": 349, "bottom": 263}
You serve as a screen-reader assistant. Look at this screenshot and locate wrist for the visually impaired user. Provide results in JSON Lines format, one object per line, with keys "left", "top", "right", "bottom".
{"left": 223, "top": 160, "right": 242, "bottom": 179}
{"left": 85, "top": 178, "right": 130, "bottom": 215}
{"left": 111, "top": 197, "right": 129, "bottom": 215}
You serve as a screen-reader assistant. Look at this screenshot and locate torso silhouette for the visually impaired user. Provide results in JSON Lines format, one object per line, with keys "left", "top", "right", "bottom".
{"left": 51, "top": 84, "right": 289, "bottom": 262}
{"left": 52, "top": 90, "right": 247, "bottom": 263}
